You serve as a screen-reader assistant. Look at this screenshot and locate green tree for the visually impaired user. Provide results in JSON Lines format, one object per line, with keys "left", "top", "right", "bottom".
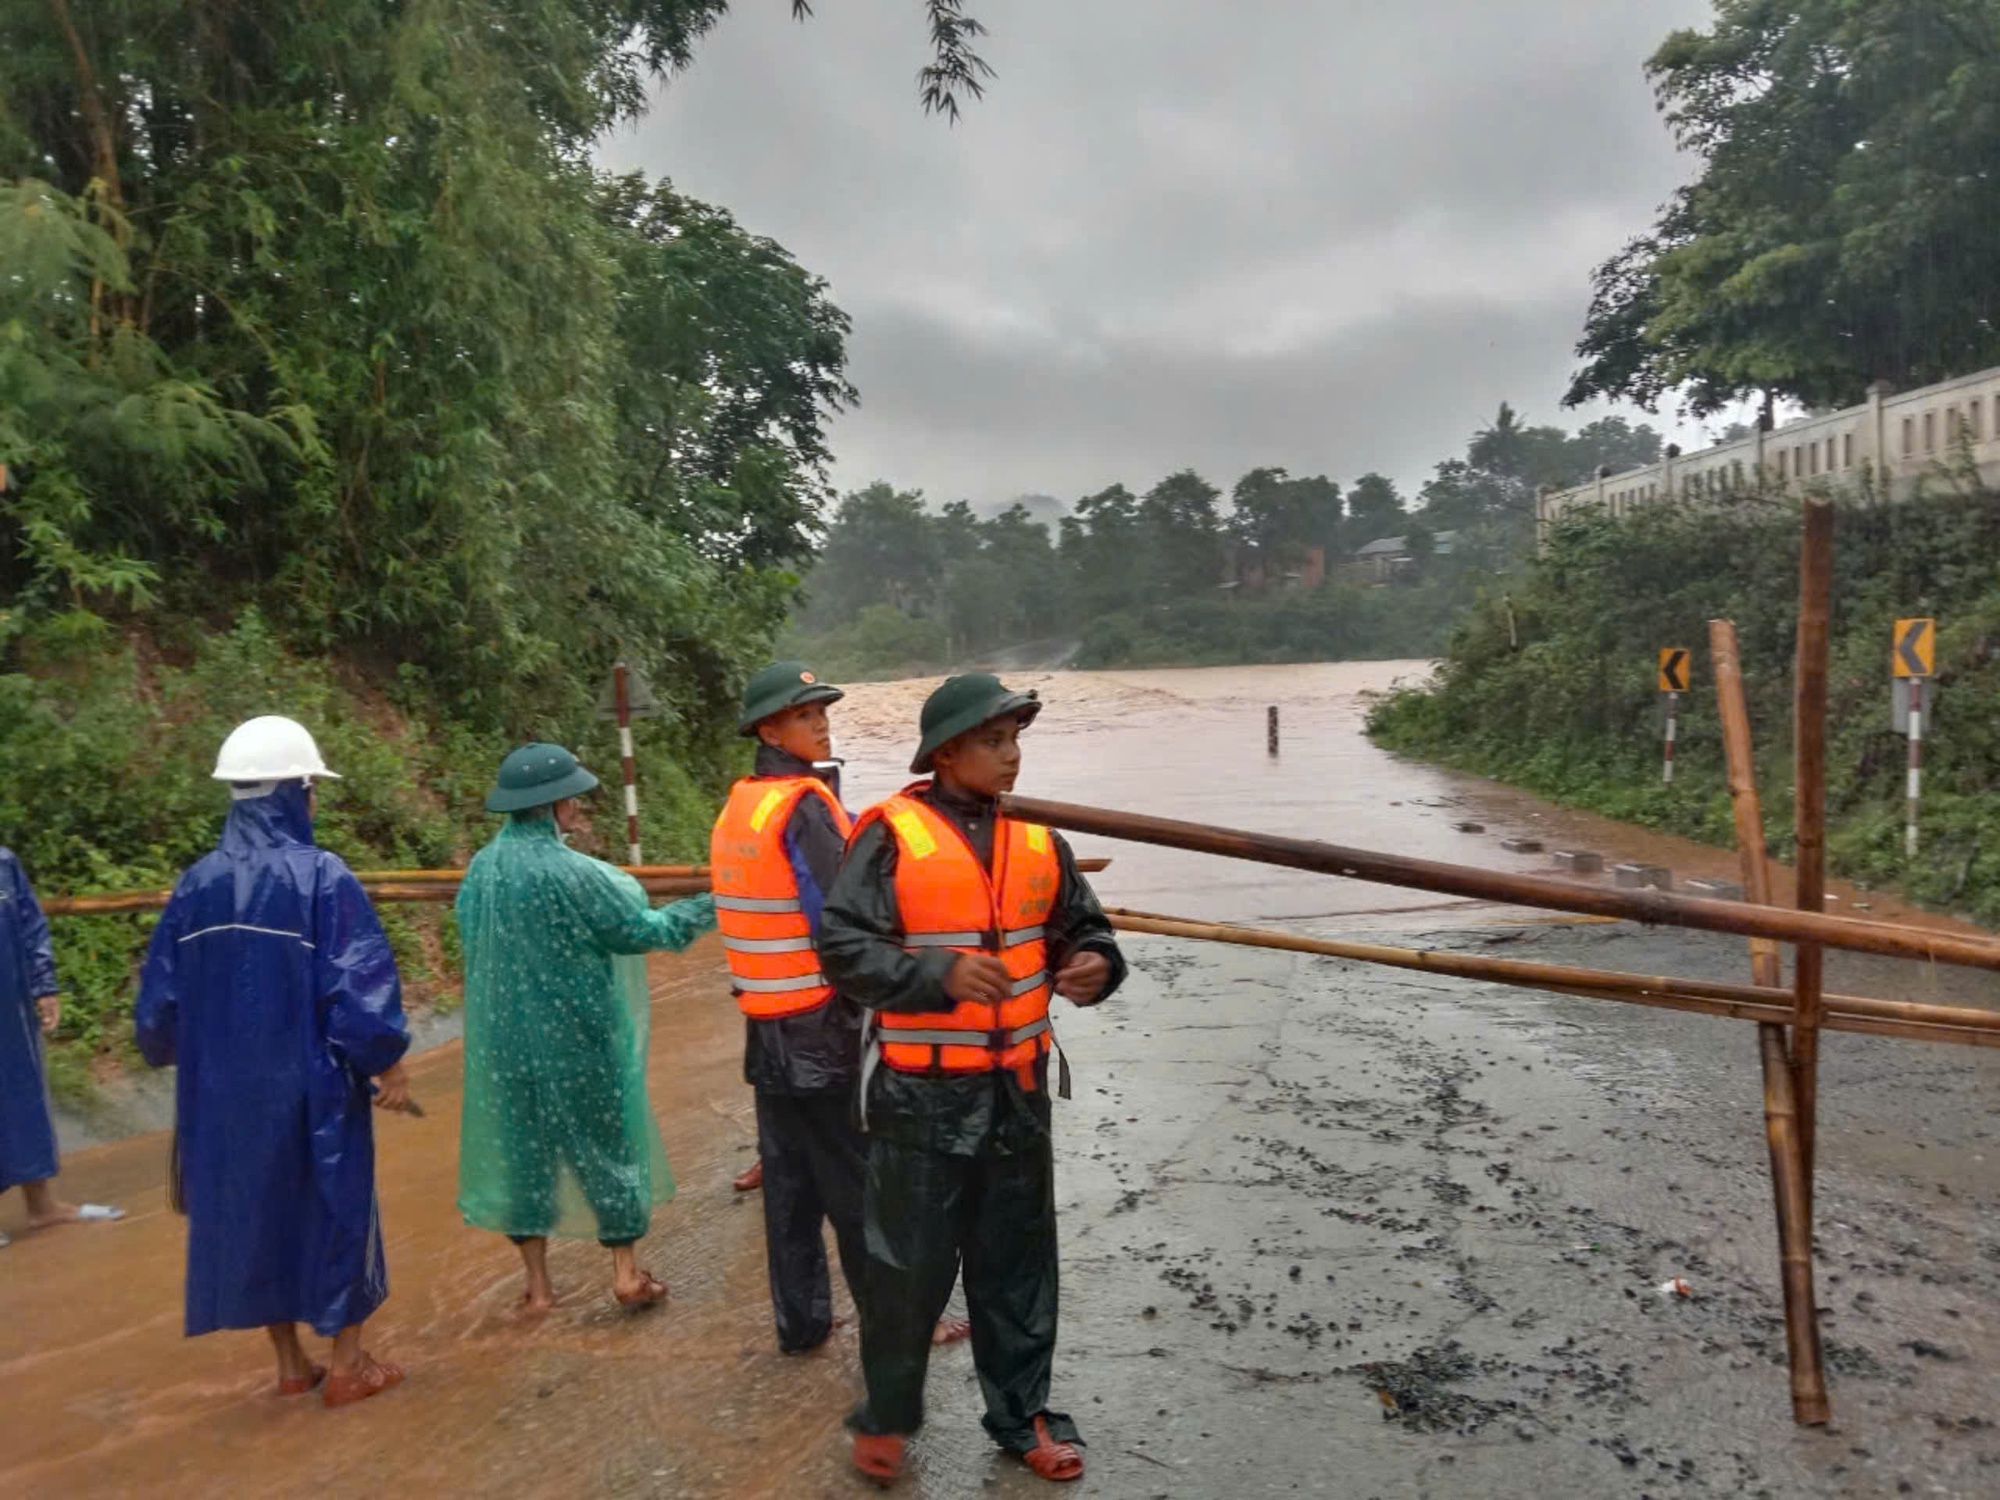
{"left": 803, "top": 483, "right": 938, "bottom": 624}
{"left": 1140, "top": 469, "right": 1226, "bottom": 598}
{"left": 1343, "top": 473, "right": 1407, "bottom": 550}
{"left": 603, "top": 177, "right": 855, "bottom": 571}
{"left": 1564, "top": 0, "right": 2000, "bottom": 417}
{"left": 1401, "top": 521, "right": 1436, "bottom": 579}
{"left": 1565, "top": 416, "right": 1662, "bottom": 480}
{"left": 1060, "top": 482, "right": 1144, "bottom": 617}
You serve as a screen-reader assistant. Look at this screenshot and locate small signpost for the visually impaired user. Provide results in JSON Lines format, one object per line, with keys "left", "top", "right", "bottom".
{"left": 596, "top": 660, "right": 661, "bottom": 864}
{"left": 1892, "top": 618, "right": 1935, "bottom": 857}
{"left": 1658, "top": 648, "right": 1690, "bottom": 784}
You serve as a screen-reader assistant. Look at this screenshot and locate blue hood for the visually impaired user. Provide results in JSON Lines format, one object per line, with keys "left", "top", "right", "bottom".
{"left": 219, "top": 780, "right": 316, "bottom": 853}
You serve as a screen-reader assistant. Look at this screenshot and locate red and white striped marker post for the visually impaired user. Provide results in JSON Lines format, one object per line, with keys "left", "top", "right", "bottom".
{"left": 1657, "top": 647, "right": 1689, "bottom": 785}
{"left": 1892, "top": 618, "right": 1935, "bottom": 860}
{"left": 1905, "top": 677, "right": 1923, "bottom": 859}
{"left": 614, "top": 660, "right": 642, "bottom": 865}
{"left": 1663, "top": 691, "right": 1679, "bottom": 784}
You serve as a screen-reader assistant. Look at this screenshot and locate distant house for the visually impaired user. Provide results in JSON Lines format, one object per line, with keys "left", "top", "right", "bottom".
{"left": 1219, "top": 543, "right": 1329, "bottom": 594}
{"left": 1354, "top": 531, "right": 1456, "bottom": 582}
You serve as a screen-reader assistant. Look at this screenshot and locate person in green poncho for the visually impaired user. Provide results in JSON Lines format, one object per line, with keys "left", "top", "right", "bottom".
{"left": 455, "top": 742, "right": 716, "bottom": 1312}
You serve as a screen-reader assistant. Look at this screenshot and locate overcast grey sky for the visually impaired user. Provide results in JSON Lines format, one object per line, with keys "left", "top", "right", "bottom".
{"left": 599, "top": 0, "right": 1724, "bottom": 511}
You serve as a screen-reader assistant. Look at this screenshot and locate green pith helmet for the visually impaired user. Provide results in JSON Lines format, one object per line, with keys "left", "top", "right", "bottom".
{"left": 485, "top": 742, "right": 601, "bottom": 813}
{"left": 910, "top": 673, "right": 1041, "bottom": 774}
{"left": 738, "top": 661, "right": 845, "bottom": 736}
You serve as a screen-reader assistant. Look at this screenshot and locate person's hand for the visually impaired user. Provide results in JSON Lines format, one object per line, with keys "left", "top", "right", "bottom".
{"left": 36, "top": 994, "right": 60, "bottom": 1035}
{"left": 943, "top": 954, "right": 1011, "bottom": 1005}
{"left": 1055, "top": 952, "right": 1111, "bottom": 1006}
{"left": 372, "top": 1061, "right": 411, "bottom": 1112}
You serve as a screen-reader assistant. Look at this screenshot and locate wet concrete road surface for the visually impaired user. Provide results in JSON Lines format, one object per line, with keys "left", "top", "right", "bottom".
{"left": 5, "top": 662, "right": 1997, "bottom": 1496}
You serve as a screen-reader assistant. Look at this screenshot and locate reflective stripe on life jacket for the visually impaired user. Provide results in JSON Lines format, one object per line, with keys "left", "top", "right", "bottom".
{"left": 710, "top": 775, "right": 852, "bottom": 1019}
{"left": 853, "top": 785, "right": 1059, "bottom": 1079}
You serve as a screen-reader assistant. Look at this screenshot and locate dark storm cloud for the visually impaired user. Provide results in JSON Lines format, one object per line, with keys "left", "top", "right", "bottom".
{"left": 598, "top": 0, "right": 1718, "bottom": 508}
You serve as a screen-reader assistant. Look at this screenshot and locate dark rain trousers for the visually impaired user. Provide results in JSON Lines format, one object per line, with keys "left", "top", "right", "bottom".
{"left": 757, "top": 1091, "right": 868, "bottom": 1353}
{"left": 852, "top": 1131, "right": 1080, "bottom": 1454}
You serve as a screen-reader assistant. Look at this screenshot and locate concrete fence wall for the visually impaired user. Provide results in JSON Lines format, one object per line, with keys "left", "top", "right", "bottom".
{"left": 1538, "top": 366, "right": 2000, "bottom": 536}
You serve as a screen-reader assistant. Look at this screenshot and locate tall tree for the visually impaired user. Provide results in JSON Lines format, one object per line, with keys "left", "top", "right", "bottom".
{"left": 805, "top": 483, "right": 938, "bottom": 624}
{"left": 1565, "top": 0, "right": 2000, "bottom": 417}
{"left": 0, "top": 0, "right": 989, "bottom": 730}
{"left": 1060, "top": 482, "right": 1144, "bottom": 617}
{"left": 1140, "top": 469, "right": 1226, "bottom": 597}
{"left": 1343, "top": 473, "right": 1407, "bottom": 549}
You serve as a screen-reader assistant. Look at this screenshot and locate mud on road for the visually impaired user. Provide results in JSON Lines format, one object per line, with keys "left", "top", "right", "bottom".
{"left": 6, "top": 661, "right": 1998, "bottom": 1497}
{"left": 1023, "top": 920, "right": 2000, "bottom": 1499}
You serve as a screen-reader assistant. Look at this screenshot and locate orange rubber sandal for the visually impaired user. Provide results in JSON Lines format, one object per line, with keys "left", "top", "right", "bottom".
{"left": 1018, "top": 1416, "right": 1084, "bottom": 1482}
{"left": 851, "top": 1432, "right": 906, "bottom": 1486}
{"left": 322, "top": 1355, "right": 405, "bottom": 1409}
{"left": 276, "top": 1362, "right": 327, "bottom": 1397}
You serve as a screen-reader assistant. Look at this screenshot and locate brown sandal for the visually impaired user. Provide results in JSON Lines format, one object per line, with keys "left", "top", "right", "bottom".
{"left": 733, "top": 1160, "right": 764, "bottom": 1191}
{"left": 615, "top": 1271, "right": 668, "bottom": 1310}
{"left": 276, "top": 1362, "right": 326, "bottom": 1397}
{"left": 1018, "top": 1416, "right": 1084, "bottom": 1482}
{"left": 851, "top": 1432, "right": 905, "bottom": 1486}
{"left": 322, "top": 1355, "right": 405, "bottom": 1409}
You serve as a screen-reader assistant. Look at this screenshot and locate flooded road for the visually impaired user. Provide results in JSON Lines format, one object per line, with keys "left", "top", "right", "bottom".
{"left": 5, "top": 661, "right": 1997, "bottom": 1497}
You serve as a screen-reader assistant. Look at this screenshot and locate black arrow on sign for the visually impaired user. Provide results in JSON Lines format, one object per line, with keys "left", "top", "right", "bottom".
{"left": 1660, "top": 649, "right": 1689, "bottom": 692}
{"left": 1896, "top": 620, "right": 1932, "bottom": 678}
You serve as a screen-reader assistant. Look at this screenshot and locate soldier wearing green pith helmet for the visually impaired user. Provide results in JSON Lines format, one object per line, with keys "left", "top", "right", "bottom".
{"left": 819, "top": 673, "right": 1127, "bottom": 1486}
{"left": 709, "top": 664, "right": 976, "bottom": 1360}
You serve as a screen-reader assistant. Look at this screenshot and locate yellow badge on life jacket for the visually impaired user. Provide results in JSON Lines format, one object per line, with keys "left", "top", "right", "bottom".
{"left": 749, "top": 788, "right": 788, "bottom": 833}
{"left": 1025, "top": 824, "right": 1050, "bottom": 854}
{"left": 888, "top": 806, "right": 938, "bottom": 860}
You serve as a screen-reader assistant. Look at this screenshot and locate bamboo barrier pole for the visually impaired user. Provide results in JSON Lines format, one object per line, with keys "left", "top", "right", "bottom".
{"left": 1100, "top": 909, "right": 2000, "bottom": 1049}
{"left": 1712, "top": 617, "right": 1830, "bottom": 1425}
{"left": 1792, "top": 498, "right": 1834, "bottom": 1198}
{"left": 350, "top": 858, "right": 1110, "bottom": 885}
{"left": 1002, "top": 794, "right": 2000, "bottom": 972}
{"left": 40, "top": 857, "right": 1112, "bottom": 917}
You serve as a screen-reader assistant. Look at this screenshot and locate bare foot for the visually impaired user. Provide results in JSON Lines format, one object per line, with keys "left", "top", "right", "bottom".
{"left": 932, "top": 1315, "right": 972, "bottom": 1346}
{"left": 519, "top": 1288, "right": 557, "bottom": 1315}
{"left": 25, "top": 1200, "right": 122, "bottom": 1230}
{"left": 25, "top": 1199, "right": 80, "bottom": 1229}
{"left": 613, "top": 1270, "right": 668, "bottom": 1309}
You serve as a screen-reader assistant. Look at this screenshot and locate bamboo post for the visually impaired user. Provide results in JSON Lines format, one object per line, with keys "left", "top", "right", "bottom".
{"left": 1793, "top": 499, "right": 1834, "bottom": 1196}
{"left": 1711, "top": 617, "right": 1830, "bottom": 1425}
{"left": 998, "top": 794, "right": 2000, "bottom": 972}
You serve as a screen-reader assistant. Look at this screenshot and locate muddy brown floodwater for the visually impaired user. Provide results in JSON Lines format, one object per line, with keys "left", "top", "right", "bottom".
{"left": 5, "top": 661, "right": 1997, "bottom": 1498}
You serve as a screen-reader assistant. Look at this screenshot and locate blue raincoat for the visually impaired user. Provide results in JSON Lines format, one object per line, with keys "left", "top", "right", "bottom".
{"left": 135, "top": 783, "right": 409, "bottom": 1337}
{"left": 0, "top": 849, "right": 61, "bottom": 1194}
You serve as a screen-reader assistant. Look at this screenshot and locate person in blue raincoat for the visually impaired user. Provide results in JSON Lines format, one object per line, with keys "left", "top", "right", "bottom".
{"left": 136, "top": 716, "right": 415, "bottom": 1409}
{"left": 0, "top": 849, "right": 124, "bottom": 1242}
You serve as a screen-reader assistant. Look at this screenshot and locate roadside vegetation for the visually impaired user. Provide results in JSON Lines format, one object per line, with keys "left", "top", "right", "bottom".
{"left": 0, "top": 0, "right": 984, "bottom": 1094}
{"left": 1368, "top": 478, "right": 2000, "bottom": 925}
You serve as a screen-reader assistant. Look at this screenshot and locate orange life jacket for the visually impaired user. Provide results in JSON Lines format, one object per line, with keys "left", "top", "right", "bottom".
{"left": 852, "top": 784, "right": 1059, "bottom": 1083}
{"left": 710, "top": 775, "right": 853, "bottom": 1019}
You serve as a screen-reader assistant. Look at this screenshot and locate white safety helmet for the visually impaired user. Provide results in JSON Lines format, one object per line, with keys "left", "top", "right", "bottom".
{"left": 211, "top": 715, "right": 341, "bottom": 784}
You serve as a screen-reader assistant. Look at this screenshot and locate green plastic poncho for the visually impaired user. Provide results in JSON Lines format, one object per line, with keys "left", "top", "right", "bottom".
{"left": 455, "top": 815, "right": 716, "bottom": 1242}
